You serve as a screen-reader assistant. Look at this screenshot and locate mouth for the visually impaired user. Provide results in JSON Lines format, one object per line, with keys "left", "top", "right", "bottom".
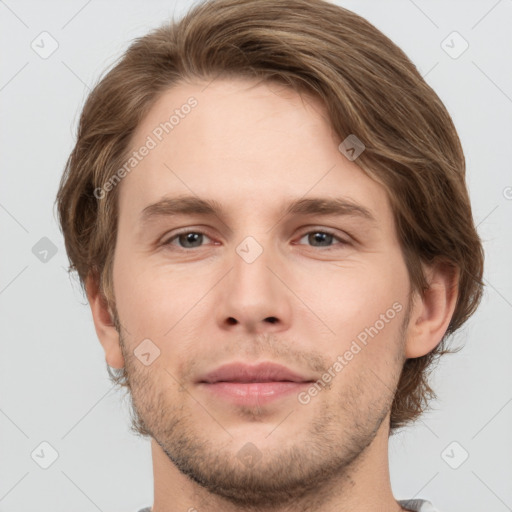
{"left": 196, "top": 361, "right": 315, "bottom": 406}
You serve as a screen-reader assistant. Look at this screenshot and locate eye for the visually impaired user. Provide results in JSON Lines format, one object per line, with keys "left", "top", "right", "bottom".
{"left": 162, "top": 230, "right": 212, "bottom": 249}
{"left": 296, "top": 229, "right": 348, "bottom": 249}
{"left": 161, "top": 228, "right": 349, "bottom": 251}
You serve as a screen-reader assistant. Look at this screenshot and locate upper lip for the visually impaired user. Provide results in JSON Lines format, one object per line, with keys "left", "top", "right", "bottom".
{"left": 197, "top": 362, "right": 314, "bottom": 384}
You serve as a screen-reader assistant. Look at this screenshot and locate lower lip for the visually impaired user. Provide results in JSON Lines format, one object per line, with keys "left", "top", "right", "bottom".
{"left": 199, "top": 381, "right": 311, "bottom": 406}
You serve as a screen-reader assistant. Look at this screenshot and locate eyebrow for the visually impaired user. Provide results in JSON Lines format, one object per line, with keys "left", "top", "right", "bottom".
{"left": 138, "top": 195, "right": 376, "bottom": 229}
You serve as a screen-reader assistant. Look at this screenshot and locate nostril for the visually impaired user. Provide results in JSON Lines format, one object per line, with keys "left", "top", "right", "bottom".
{"left": 226, "top": 317, "right": 237, "bottom": 325}
{"left": 265, "top": 317, "right": 278, "bottom": 324}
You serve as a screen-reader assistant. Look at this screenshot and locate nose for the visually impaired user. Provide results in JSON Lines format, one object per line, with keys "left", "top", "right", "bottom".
{"left": 216, "top": 238, "right": 292, "bottom": 334}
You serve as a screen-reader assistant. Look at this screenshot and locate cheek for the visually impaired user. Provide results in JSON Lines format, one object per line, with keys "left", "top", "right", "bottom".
{"left": 113, "top": 250, "right": 185, "bottom": 341}
{"left": 301, "top": 253, "right": 409, "bottom": 359}
{"left": 114, "top": 251, "right": 224, "bottom": 349}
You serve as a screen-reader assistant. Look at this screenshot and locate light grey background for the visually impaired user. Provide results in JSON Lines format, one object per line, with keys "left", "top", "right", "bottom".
{"left": 1, "top": 0, "right": 511, "bottom": 511}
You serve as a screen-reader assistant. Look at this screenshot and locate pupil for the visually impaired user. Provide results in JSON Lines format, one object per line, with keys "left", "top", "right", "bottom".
{"left": 182, "top": 233, "right": 201, "bottom": 247}
{"left": 311, "top": 232, "right": 331, "bottom": 246}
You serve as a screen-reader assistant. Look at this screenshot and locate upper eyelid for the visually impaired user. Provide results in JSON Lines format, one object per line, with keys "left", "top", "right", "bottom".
{"left": 163, "top": 228, "right": 213, "bottom": 243}
{"left": 295, "top": 229, "right": 351, "bottom": 247}
{"left": 162, "top": 227, "right": 349, "bottom": 246}
{"left": 296, "top": 226, "right": 347, "bottom": 239}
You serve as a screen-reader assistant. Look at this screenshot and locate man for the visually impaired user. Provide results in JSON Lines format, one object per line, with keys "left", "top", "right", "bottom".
{"left": 55, "top": 0, "right": 484, "bottom": 511}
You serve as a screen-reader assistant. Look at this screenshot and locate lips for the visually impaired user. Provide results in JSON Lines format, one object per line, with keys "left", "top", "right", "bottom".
{"left": 196, "top": 362, "right": 315, "bottom": 407}
{"left": 197, "top": 362, "right": 314, "bottom": 384}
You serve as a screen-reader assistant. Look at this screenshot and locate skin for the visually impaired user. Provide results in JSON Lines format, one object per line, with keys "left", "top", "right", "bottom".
{"left": 87, "top": 77, "right": 458, "bottom": 512}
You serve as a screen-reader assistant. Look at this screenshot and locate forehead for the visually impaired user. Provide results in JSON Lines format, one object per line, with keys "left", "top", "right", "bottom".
{"left": 116, "top": 77, "right": 392, "bottom": 229}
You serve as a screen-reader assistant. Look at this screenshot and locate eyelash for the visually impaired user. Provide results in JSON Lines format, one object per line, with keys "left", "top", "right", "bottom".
{"left": 161, "top": 228, "right": 350, "bottom": 251}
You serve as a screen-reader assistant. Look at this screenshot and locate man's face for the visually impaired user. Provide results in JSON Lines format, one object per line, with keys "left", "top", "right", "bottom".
{"left": 110, "top": 77, "right": 412, "bottom": 506}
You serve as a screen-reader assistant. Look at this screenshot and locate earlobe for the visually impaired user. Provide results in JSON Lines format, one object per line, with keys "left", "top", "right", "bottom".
{"left": 405, "top": 262, "right": 459, "bottom": 359}
{"left": 85, "top": 273, "right": 125, "bottom": 369}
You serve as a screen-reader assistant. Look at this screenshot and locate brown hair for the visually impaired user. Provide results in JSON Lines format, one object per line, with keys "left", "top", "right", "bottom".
{"left": 54, "top": 0, "right": 484, "bottom": 432}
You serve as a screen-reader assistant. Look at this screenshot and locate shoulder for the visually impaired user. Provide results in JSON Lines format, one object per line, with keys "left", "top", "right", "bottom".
{"left": 398, "top": 498, "right": 442, "bottom": 512}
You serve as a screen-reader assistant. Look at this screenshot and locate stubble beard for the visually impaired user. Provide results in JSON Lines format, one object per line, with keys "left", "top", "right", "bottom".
{"left": 111, "top": 304, "right": 409, "bottom": 510}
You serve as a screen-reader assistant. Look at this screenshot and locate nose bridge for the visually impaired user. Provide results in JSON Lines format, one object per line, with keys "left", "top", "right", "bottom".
{"left": 232, "top": 232, "right": 277, "bottom": 302}
{"left": 229, "top": 208, "right": 277, "bottom": 285}
{"left": 216, "top": 231, "right": 291, "bottom": 332}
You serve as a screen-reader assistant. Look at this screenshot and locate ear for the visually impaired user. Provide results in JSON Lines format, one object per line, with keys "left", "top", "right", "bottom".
{"left": 85, "top": 272, "right": 125, "bottom": 369}
{"left": 405, "top": 261, "right": 459, "bottom": 359}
